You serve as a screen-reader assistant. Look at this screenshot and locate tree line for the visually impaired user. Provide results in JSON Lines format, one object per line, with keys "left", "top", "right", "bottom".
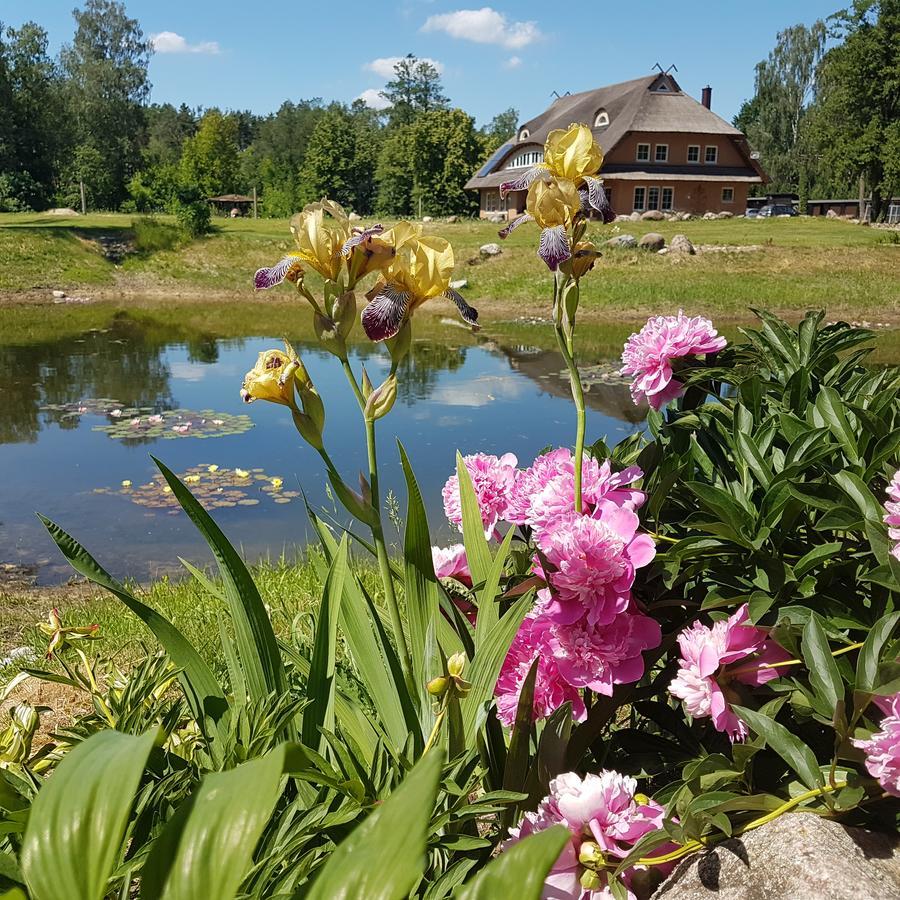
{"left": 0, "top": 1, "right": 517, "bottom": 217}
{"left": 735, "top": 0, "right": 899, "bottom": 219}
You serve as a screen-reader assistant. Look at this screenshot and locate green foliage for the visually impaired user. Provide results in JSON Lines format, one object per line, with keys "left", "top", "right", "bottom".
{"left": 171, "top": 185, "right": 212, "bottom": 238}
{"left": 380, "top": 54, "right": 449, "bottom": 128}
{"left": 130, "top": 217, "right": 182, "bottom": 253}
{"left": 178, "top": 111, "right": 240, "bottom": 199}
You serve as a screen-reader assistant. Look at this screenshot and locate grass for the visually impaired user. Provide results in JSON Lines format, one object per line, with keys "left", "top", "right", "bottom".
{"left": 1, "top": 212, "right": 898, "bottom": 321}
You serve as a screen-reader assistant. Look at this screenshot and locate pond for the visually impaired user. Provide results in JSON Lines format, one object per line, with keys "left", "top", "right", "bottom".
{"left": 0, "top": 306, "right": 650, "bottom": 584}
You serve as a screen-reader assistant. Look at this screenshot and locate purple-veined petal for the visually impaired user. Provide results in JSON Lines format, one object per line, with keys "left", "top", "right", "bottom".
{"left": 253, "top": 256, "right": 301, "bottom": 291}
{"left": 580, "top": 176, "right": 616, "bottom": 224}
{"left": 444, "top": 289, "right": 479, "bottom": 329}
{"left": 498, "top": 213, "right": 534, "bottom": 239}
{"left": 361, "top": 283, "right": 410, "bottom": 341}
{"left": 499, "top": 165, "right": 550, "bottom": 198}
{"left": 341, "top": 223, "right": 386, "bottom": 257}
{"left": 537, "top": 225, "right": 572, "bottom": 271}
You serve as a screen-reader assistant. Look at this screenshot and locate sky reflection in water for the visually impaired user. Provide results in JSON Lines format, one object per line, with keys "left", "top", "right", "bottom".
{"left": 0, "top": 316, "right": 645, "bottom": 584}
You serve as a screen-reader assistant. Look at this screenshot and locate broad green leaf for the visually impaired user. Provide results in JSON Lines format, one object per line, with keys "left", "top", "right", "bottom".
{"left": 306, "top": 751, "right": 443, "bottom": 900}
{"left": 801, "top": 613, "right": 844, "bottom": 719}
{"left": 732, "top": 706, "right": 822, "bottom": 789}
{"left": 474, "top": 526, "right": 515, "bottom": 648}
{"left": 462, "top": 591, "right": 533, "bottom": 743}
{"left": 302, "top": 536, "right": 348, "bottom": 753}
{"left": 455, "top": 826, "right": 568, "bottom": 900}
{"left": 140, "top": 748, "right": 285, "bottom": 900}
{"left": 399, "top": 442, "right": 441, "bottom": 714}
{"left": 502, "top": 658, "right": 538, "bottom": 828}
{"left": 734, "top": 430, "right": 772, "bottom": 488}
{"left": 455, "top": 452, "right": 492, "bottom": 584}
{"left": 831, "top": 470, "right": 884, "bottom": 524}
{"left": 21, "top": 730, "right": 156, "bottom": 900}
{"left": 39, "top": 516, "right": 227, "bottom": 740}
{"left": 793, "top": 542, "right": 842, "bottom": 579}
{"left": 855, "top": 612, "right": 900, "bottom": 695}
{"left": 815, "top": 387, "right": 860, "bottom": 464}
{"left": 685, "top": 483, "right": 754, "bottom": 541}
{"left": 153, "top": 458, "right": 287, "bottom": 706}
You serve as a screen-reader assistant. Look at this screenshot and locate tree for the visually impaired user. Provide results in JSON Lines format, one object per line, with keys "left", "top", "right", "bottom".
{"left": 144, "top": 103, "right": 196, "bottom": 166}
{"left": 375, "top": 125, "right": 416, "bottom": 216}
{"left": 297, "top": 103, "right": 379, "bottom": 213}
{"left": 179, "top": 110, "right": 240, "bottom": 198}
{"left": 380, "top": 54, "right": 449, "bottom": 127}
{"left": 737, "top": 21, "right": 826, "bottom": 194}
{"left": 61, "top": 0, "right": 152, "bottom": 209}
{"left": 813, "top": 0, "right": 900, "bottom": 220}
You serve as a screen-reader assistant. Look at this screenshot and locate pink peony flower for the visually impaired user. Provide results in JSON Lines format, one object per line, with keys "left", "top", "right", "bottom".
{"left": 621, "top": 311, "right": 727, "bottom": 410}
{"left": 853, "top": 691, "right": 900, "bottom": 797}
{"left": 535, "top": 505, "right": 656, "bottom": 626}
{"left": 431, "top": 544, "right": 471, "bottom": 586}
{"left": 442, "top": 452, "right": 518, "bottom": 539}
{"left": 504, "top": 770, "right": 674, "bottom": 899}
{"left": 546, "top": 608, "right": 662, "bottom": 696}
{"left": 495, "top": 614, "right": 586, "bottom": 726}
{"left": 884, "top": 468, "right": 900, "bottom": 561}
{"left": 669, "top": 604, "right": 791, "bottom": 741}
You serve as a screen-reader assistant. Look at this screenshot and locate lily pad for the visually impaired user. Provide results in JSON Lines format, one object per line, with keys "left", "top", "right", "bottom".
{"left": 95, "top": 465, "right": 294, "bottom": 512}
{"left": 92, "top": 408, "right": 254, "bottom": 441}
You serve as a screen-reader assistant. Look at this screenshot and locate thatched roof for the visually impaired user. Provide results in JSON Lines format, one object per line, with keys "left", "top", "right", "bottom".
{"left": 467, "top": 73, "right": 760, "bottom": 190}
{"left": 208, "top": 194, "right": 254, "bottom": 203}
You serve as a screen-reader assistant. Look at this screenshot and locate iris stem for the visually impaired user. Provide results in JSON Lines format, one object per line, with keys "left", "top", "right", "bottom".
{"left": 364, "top": 415, "right": 414, "bottom": 687}
{"left": 341, "top": 358, "right": 366, "bottom": 412}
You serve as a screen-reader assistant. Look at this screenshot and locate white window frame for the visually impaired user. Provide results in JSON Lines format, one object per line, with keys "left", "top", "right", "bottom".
{"left": 484, "top": 190, "right": 500, "bottom": 212}
{"left": 518, "top": 128, "right": 530, "bottom": 141}
{"left": 662, "top": 187, "right": 674, "bottom": 210}
{"left": 594, "top": 109, "right": 609, "bottom": 127}
{"left": 655, "top": 144, "right": 669, "bottom": 162}
{"left": 721, "top": 187, "right": 734, "bottom": 204}
{"left": 705, "top": 145, "right": 718, "bottom": 164}
{"left": 633, "top": 186, "right": 646, "bottom": 211}
{"left": 636, "top": 143, "right": 650, "bottom": 162}
{"left": 687, "top": 145, "right": 700, "bottom": 163}
{"left": 647, "top": 186, "right": 660, "bottom": 210}
{"left": 507, "top": 150, "right": 542, "bottom": 169}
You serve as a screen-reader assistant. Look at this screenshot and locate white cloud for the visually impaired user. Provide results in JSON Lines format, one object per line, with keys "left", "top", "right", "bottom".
{"left": 150, "top": 31, "right": 220, "bottom": 55}
{"left": 421, "top": 8, "right": 542, "bottom": 49}
{"left": 504, "top": 55, "right": 522, "bottom": 69}
{"left": 364, "top": 55, "right": 444, "bottom": 79}
{"left": 357, "top": 88, "right": 392, "bottom": 111}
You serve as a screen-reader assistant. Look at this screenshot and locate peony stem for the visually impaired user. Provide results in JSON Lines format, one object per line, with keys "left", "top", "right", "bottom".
{"left": 729, "top": 641, "right": 864, "bottom": 678}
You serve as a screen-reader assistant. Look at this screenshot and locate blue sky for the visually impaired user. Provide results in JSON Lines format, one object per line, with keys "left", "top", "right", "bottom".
{"left": 4, "top": 1, "right": 839, "bottom": 126}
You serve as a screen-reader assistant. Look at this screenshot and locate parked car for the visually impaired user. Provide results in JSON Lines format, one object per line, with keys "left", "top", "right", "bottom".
{"left": 756, "top": 204, "right": 798, "bottom": 218}
{"left": 745, "top": 208, "right": 760, "bottom": 218}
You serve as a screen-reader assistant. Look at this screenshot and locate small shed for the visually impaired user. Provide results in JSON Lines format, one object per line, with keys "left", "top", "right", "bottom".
{"left": 207, "top": 194, "right": 258, "bottom": 217}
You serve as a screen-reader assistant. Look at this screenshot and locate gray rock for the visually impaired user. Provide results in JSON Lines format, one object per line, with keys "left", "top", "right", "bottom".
{"left": 348, "top": 212, "right": 362, "bottom": 221}
{"left": 669, "top": 234, "right": 696, "bottom": 255}
{"left": 446, "top": 215, "right": 459, "bottom": 223}
{"left": 679, "top": 212, "right": 694, "bottom": 221}
{"left": 641, "top": 210, "right": 665, "bottom": 221}
{"left": 629, "top": 211, "right": 642, "bottom": 222}
{"left": 422, "top": 215, "right": 434, "bottom": 222}
{"left": 51, "top": 289, "right": 66, "bottom": 299}
{"left": 638, "top": 232, "right": 665, "bottom": 251}
{"left": 826, "top": 208, "right": 839, "bottom": 219}
{"left": 449, "top": 278, "right": 468, "bottom": 290}
{"left": 653, "top": 812, "right": 900, "bottom": 900}
{"left": 702, "top": 211, "right": 718, "bottom": 220}
{"left": 615, "top": 214, "right": 632, "bottom": 223}
{"left": 479, "top": 242, "right": 502, "bottom": 257}
{"left": 487, "top": 213, "right": 506, "bottom": 224}
{"left": 717, "top": 211, "right": 734, "bottom": 219}
{"left": 604, "top": 234, "right": 637, "bottom": 249}
{"left": 658, "top": 247, "right": 669, "bottom": 255}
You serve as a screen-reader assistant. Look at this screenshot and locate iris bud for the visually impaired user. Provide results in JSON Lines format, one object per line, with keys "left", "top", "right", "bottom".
{"left": 427, "top": 676, "right": 449, "bottom": 696}
{"left": 364, "top": 374, "right": 397, "bottom": 421}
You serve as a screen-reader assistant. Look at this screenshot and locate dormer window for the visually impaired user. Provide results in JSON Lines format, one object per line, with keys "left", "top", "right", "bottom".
{"left": 593, "top": 109, "right": 609, "bottom": 128}
{"left": 519, "top": 128, "right": 530, "bottom": 141}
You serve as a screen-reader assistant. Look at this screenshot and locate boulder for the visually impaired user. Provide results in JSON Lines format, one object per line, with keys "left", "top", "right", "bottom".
{"left": 629, "top": 211, "right": 642, "bottom": 222}
{"left": 658, "top": 247, "right": 669, "bottom": 255}
{"left": 702, "top": 211, "right": 718, "bottom": 220}
{"left": 604, "top": 234, "right": 637, "bottom": 249}
{"left": 641, "top": 210, "right": 665, "bottom": 221}
{"left": 47, "top": 207, "right": 79, "bottom": 216}
{"left": 479, "top": 242, "right": 502, "bottom": 257}
{"left": 638, "top": 232, "right": 665, "bottom": 251}
{"left": 653, "top": 813, "right": 900, "bottom": 900}
{"left": 826, "top": 208, "right": 839, "bottom": 219}
{"left": 669, "top": 234, "right": 696, "bottom": 255}
{"left": 51, "top": 289, "right": 66, "bottom": 299}
{"left": 449, "top": 278, "right": 468, "bottom": 290}
{"left": 348, "top": 212, "right": 362, "bottom": 221}
{"left": 717, "top": 211, "right": 734, "bottom": 219}
{"left": 615, "top": 214, "right": 632, "bottom": 223}
{"left": 422, "top": 215, "right": 433, "bottom": 222}
{"left": 487, "top": 213, "right": 506, "bottom": 224}
{"left": 446, "top": 215, "right": 459, "bottom": 223}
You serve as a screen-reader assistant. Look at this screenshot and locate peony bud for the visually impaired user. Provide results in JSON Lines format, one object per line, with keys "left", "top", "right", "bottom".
{"left": 578, "top": 841, "right": 604, "bottom": 868}
{"left": 580, "top": 869, "right": 602, "bottom": 891}
{"left": 364, "top": 374, "right": 397, "bottom": 421}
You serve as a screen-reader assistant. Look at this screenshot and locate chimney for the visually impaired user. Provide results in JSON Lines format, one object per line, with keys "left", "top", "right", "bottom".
{"left": 701, "top": 86, "right": 712, "bottom": 109}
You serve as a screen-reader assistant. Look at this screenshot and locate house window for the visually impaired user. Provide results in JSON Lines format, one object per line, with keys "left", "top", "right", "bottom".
{"left": 508, "top": 150, "right": 542, "bottom": 168}
{"left": 519, "top": 128, "right": 530, "bottom": 141}
{"left": 594, "top": 109, "right": 610, "bottom": 127}
{"left": 662, "top": 187, "right": 674, "bottom": 210}
{"left": 483, "top": 190, "right": 500, "bottom": 212}
{"left": 687, "top": 145, "right": 700, "bottom": 163}
{"left": 722, "top": 187, "right": 734, "bottom": 203}
{"left": 636, "top": 143, "right": 650, "bottom": 162}
{"left": 705, "top": 145, "right": 718, "bottom": 163}
{"left": 633, "top": 187, "right": 646, "bottom": 210}
{"left": 647, "top": 187, "right": 660, "bottom": 210}
{"left": 655, "top": 144, "right": 668, "bottom": 162}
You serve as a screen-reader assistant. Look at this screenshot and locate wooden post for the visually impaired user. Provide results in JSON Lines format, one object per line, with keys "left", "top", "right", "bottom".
{"left": 858, "top": 173, "right": 866, "bottom": 221}
{"left": 252, "top": 186, "right": 258, "bottom": 219}
{"left": 79, "top": 180, "right": 86, "bottom": 215}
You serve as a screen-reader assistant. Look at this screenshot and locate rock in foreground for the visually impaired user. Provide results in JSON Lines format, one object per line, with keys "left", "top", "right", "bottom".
{"left": 653, "top": 813, "right": 900, "bottom": 900}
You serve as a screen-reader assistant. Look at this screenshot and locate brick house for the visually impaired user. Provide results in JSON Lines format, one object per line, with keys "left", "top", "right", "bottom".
{"left": 465, "top": 72, "right": 768, "bottom": 219}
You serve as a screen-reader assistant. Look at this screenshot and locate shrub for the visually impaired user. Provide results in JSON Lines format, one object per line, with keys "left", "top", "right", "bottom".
{"left": 130, "top": 216, "right": 183, "bottom": 253}
{"left": 172, "top": 184, "right": 212, "bottom": 239}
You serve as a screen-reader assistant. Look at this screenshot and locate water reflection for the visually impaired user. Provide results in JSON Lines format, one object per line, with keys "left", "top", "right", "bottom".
{"left": 0, "top": 309, "right": 641, "bottom": 583}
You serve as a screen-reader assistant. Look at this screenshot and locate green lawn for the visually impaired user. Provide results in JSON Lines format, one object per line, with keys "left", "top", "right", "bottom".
{"left": 1, "top": 211, "right": 898, "bottom": 321}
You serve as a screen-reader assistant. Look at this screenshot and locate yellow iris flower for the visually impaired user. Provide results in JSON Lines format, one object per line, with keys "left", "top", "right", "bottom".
{"left": 543, "top": 123, "right": 604, "bottom": 183}
{"left": 526, "top": 178, "right": 582, "bottom": 230}
{"left": 289, "top": 200, "right": 352, "bottom": 281}
{"left": 240, "top": 343, "right": 300, "bottom": 407}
